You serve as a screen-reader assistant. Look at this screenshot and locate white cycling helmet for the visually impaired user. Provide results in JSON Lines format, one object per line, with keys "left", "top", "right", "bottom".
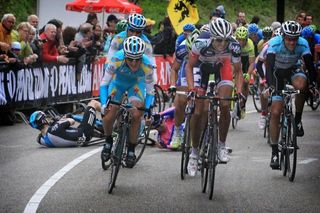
{"left": 281, "top": 20, "right": 302, "bottom": 37}
{"left": 127, "top": 13, "right": 147, "bottom": 31}
{"left": 123, "top": 36, "right": 146, "bottom": 59}
{"left": 274, "top": 27, "right": 283, "bottom": 36}
{"left": 209, "top": 18, "right": 232, "bottom": 39}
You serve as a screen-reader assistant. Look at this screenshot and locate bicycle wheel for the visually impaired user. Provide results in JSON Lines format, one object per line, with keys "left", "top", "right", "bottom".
{"left": 310, "top": 92, "right": 320, "bottom": 110}
{"left": 231, "top": 102, "right": 239, "bottom": 129}
{"left": 252, "top": 79, "right": 262, "bottom": 113}
{"left": 135, "top": 123, "right": 150, "bottom": 164}
{"left": 279, "top": 115, "right": 288, "bottom": 176}
{"left": 199, "top": 127, "right": 209, "bottom": 193}
{"left": 108, "top": 127, "right": 126, "bottom": 194}
{"left": 208, "top": 122, "right": 218, "bottom": 200}
{"left": 180, "top": 114, "right": 191, "bottom": 180}
{"left": 287, "top": 115, "right": 297, "bottom": 182}
{"left": 154, "top": 84, "right": 165, "bottom": 113}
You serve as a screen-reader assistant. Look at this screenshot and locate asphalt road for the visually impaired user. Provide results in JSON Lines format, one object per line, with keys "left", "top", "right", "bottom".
{"left": 0, "top": 100, "right": 319, "bottom": 213}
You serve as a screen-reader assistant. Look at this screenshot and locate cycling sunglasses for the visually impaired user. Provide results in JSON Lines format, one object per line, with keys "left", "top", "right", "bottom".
{"left": 126, "top": 57, "right": 142, "bottom": 62}
{"left": 128, "top": 28, "right": 143, "bottom": 35}
{"left": 284, "top": 36, "right": 299, "bottom": 42}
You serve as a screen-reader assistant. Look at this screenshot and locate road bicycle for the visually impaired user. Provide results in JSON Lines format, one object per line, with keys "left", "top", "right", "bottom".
{"left": 277, "top": 85, "right": 299, "bottom": 182}
{"left": 306, "top": 84, "right": 320, "bottom": 111}
{"left": 198, "top": 82, "right": 237, "bottom": 200}
{"left": 104, "top": 98, "right": 152, "bottom": 194}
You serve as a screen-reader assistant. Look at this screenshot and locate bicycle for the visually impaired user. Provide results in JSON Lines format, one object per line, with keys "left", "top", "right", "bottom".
{"left": 250, "top": 75, "right": 264, "bottom": 113}
{"left": 105, "top": 98, "right": 152, "bottom": 194}
{"left": 153, "top": 84, "right": 166, "bottom": 113}
{"left": 198, "top": 81, "right": 237, "bottom": 200}
{"left": 176, "top": 90, "right": 195, "bottom": 180}
{"left": 277, "top": 84, "right": 299, "bottom": 182}
{"left": 306, "top": 84, "right": 320, "bottom": 111}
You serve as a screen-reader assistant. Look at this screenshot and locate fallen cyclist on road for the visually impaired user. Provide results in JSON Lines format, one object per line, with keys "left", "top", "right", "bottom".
{"left": 29, "top": 100, "right": 101, "bottom": 147}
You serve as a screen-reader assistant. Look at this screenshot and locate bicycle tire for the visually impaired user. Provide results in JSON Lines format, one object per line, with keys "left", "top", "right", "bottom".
{"left": 180, "top": 114, "right": 191, "bottom": 180}
{"left": 310, "top": 95, "right": 320, "bottom": 111}
{"left": 108, "top": 126, "right": 127, "bottom": 194}
{"left": 199, "top": 127, "right": 209, "bottom": 193}
{"left": 280, "top": 115, "right": 288, "bottom": 177}
{"left": 154, "top": 85, "right": 165, "bottom": 113}
{"left": 135, "top": 124, "right": 150, "bottom": 164}
{"left": 252, "top": 80, "right": 262, "bottom": 113}
{"left": 208, "top": 112, "right": 218, "bottom": 200}
{"left": 231, "top": 102, "right": 239, "bottom": 129}
{"left": 287, "top": 115, "right": 297, "bottom": 182}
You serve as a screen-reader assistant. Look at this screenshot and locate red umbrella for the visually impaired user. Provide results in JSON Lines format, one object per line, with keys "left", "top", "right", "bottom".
{"left": 66, "top": 0, "right": 142, "bottom": 14}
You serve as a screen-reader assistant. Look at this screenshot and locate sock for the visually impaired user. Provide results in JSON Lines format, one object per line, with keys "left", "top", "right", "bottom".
{"left": 271, "top": 144, "right": 278, "bottom": 154}
{"left": 127, "top": 143, "right": 135, "bottom": 153}
{"left": 191, "top": 147, "right": 198, "bottom": 156}
{"left": 104, "top": 135, "right": 113, "bottom": 148}
{"left": 295, "top": 112, "right": 302, "bottom": 123}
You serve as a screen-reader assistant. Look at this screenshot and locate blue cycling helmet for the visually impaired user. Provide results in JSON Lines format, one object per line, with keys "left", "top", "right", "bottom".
{"left": 183, "top": 23, "right": 195, "bottom": 32}
{"left": 127, "top": 13, "right": 146, "bottom": 31}
{"left": 248, "top": 23, "right": 259, "bottom": 35}
{"left": 123, "top": 36, "right": 146, "bottom": 59}
{"left": 29, "top": 111, "right": 48, "bottom": 130}
{"left": 301, "top": 26, "right": 314, "bottom": 38}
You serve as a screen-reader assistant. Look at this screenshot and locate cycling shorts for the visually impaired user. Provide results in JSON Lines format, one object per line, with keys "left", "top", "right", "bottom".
{"left": 176, "top": 60, "right": 201, "bottom": 87}
{"left": 109, "top": 79, "right": 146, "bottom": 103}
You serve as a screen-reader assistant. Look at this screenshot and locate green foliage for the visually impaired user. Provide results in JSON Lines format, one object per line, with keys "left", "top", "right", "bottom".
{"left": 137, "top": 0, "right": 319, "bottom": 30}
{"left": 0, "top": 0, "right": 37, "bottom": 24}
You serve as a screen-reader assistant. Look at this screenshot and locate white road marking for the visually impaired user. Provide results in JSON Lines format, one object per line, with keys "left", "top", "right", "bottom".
{"left": 23, "top": 147, "right": 101, "bottom": 213}
{"left": 298, "top": 158, "right": 318, "bottom": 164}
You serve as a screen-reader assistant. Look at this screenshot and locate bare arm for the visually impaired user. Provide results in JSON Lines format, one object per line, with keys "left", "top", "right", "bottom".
{"left": 185, "top": 53, "right": 199, "bottom": 90}
{"left": 234, "top": 61, "right": 243, "bottom": 94}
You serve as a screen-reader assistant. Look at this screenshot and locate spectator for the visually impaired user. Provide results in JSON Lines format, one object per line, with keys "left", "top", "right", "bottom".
{"left": 305, "top": 14, "right": 313, "bottom": 26}
{"left": 211, "top": 5, "right": 225, "bottom": 19}
{"left": 11, "top": 22, "right": 38, "bottom": 65}
{"left": 296, "top": 14, "right": 305, "bottom": 28}
{"left": 86, "top": 13, "right": 98, "bottom": 26}
{"left": 92, "top": 24, "right": 104, "bottom": 55}
{"left": 250, "top": 16, "right": 260, "bottom": 25}
{"left": 235, "top": 11, "right": 247, "bottom": 27}
{"left": 27, "top": 14, "right": 39, "bottom": 29}
{"left": 152, "top": 16, "right": 177, "bottom": 56}
{"left": 0, "top": 14, "right": 16, "bottom": 53}
{"left": 103, "top": 14, "right": 118, "bottom": 36}
{"left": 75, "top": 23, "right": 94, "bottom": 51}
{"left": 144, "top": 18, "right": 156, "bottom": 41}
{"left": 39, "top": 24, "right": 68, "bottom": 63}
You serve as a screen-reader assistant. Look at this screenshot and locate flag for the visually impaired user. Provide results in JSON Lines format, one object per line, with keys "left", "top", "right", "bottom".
{"left": 167, "top": 0, "right": 199, "bottom": 35}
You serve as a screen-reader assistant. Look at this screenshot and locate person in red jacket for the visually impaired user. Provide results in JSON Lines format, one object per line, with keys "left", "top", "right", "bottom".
{"left": 39, "top": 23, "right": 68, "bottom": 63}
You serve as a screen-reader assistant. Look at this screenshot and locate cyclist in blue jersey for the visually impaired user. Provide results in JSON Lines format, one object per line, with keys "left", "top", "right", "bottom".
{"left": 169, "top": 29, "right": 200, "bottom": 150}
{"left": 266, "top": 21, "right": 317, "bottom": 169}
{"left": 29, "top": 100, "right": 101, "bottom": 147}
{"left": 175, "top": 23, "right": 196, "bottom": 49}
{"left": 107, "top": 13, "right": 156, "bottom": 71}
{"left": 100, "top": 36, "right": 155, "bottom": 168}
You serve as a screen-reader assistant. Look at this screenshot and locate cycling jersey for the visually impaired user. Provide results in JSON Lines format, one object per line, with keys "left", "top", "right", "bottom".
{"left": 267, "top": 36, "right": 311, "bottom": 70}
{"left": 101, "top": 50, "right": 154, "bottom": 103}
{"left": 241, "top": 38, "right": 255, "bottom": 58}
{"left": 107, "top": 30, "right": 156, "bottom": 69}
{"left": 190, "top": 34, "right": 241, "bottom": 88}
{"left": 38, "top": 107, "right": 96, "bottom": 147}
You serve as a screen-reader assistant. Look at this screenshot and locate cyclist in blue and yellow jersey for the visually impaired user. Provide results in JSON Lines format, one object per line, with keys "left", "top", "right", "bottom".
{"left": 106, "top": 13, "right": 156, "bottom": 71}
{"left": 266, "top": 21, "right": 317, "bottom": 169}
{"left": 186, "top": 18, "right": 244, "bottom": 176}
{"left": 235, "top": 26, "right": 255, "bottom": 101}
{"left": 100, "top": 36, "right": 155, "bottom": 168}
{"left": 169, "top": 29, "right": 200, "bottom": 150}
{"left": 29, "top": 100, "right": 101, "bottom": 147}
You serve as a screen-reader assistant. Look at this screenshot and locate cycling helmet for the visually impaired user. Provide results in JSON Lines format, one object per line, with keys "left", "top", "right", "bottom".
{"left": 185, "top": 29, "right": 200, "bottom": 51}
{"left": 183, "top": 23, "right": 195, "bottom": 32}
{"left": 29, "top": 111, "right": 47, "bottom": 130}
{"left": 235, "top": 26, "right": 248, "bottom": 39}
{"left": 127, "top": 13, "right": 146, "bottom": 31}
{"left": 274, "top": 27, "right": 282, "bottom": 36}
{"left": 116, "top": 19, "right": 127, "bottom": 33}
{"left": 248, "top": 23, "right": 259, "bottom": 35}
{"left": 200, "top": 24, "right": 210, "bottom": 33}
{"left": 209, "top": 18, "right": 232, "bottom": 39}
{"left": 262, "top": 26, "right": 273, "bottom": 39}
{"left": 301, "top": 26, "right": 314, "bottom": 38}
{"left": 310, "top": 24, "right": 317, "bottom": 32}
{"left": 281, "top": 20, "right": 302, "bottom": 37}
{"left": 123, "top": 36, "right": 146, "bottom": 59}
